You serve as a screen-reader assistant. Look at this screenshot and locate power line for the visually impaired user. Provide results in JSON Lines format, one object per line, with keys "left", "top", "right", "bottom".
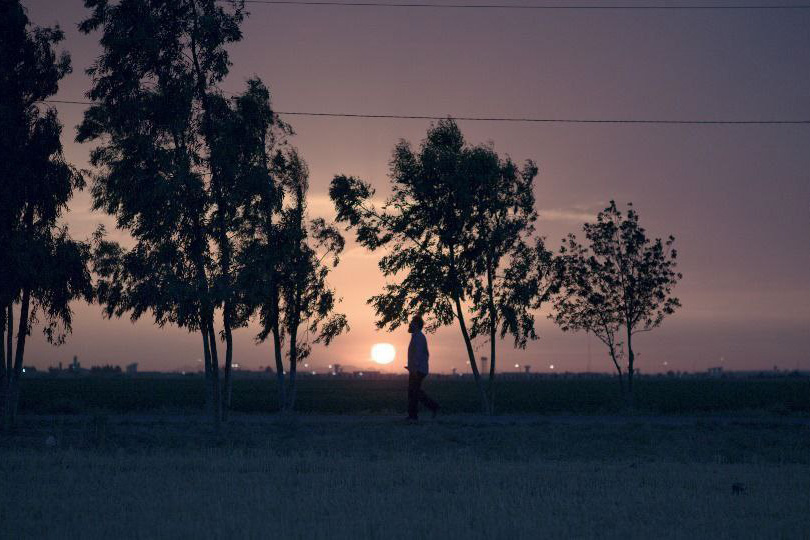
{"left": 40, "top": 100, "right": 810, "bottom": 125}
{"left": 273, "top": 111, "right": 810, "bottom": 124}
{"left": 237, "top": 1, "right": 810, "bottom": 10}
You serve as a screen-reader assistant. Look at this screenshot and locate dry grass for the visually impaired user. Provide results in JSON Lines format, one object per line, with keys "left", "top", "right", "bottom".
{"left": 2, "top": 416, "right": 810, "bottom": 539}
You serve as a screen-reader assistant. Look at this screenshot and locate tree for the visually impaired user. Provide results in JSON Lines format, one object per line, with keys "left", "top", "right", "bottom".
{"left": 464, "top": 147, "right": 554, "bottom": 412}
{"left": 553, "top": 201, "right": 682, "bottom": 399}
{"left": 330, "top": 119, "right": 549, "bottom": 414}
{"left": 260, "top": 150, "right": 348, "bottom": 412}
{"left": 552, "top": 236, "right": 626, "bottom": 392}
{"left": 220, "top": 82, "right": 348, "bottom": 414}
{"left": 78, "top": 0, "right": 246, "bottom": 429}
{"left": 230, "top": 82, "right": 290, "bottom": 411}
{"left": 0, "top": 0, "right": 92, "bottom": 428}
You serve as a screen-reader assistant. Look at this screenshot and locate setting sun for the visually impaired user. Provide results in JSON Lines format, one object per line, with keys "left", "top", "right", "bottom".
{"left": 371, "top": 343, "right": 396, "bottom": 365}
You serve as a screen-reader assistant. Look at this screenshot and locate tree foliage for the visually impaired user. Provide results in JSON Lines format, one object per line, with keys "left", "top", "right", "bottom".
{"left": 78, "top": 0, "right": 247, "bottom": 427}
{"left": 0, "top": 0, "right": 91, "bottom": 428}
{"left": 331, "top": 119, "right": 550, "bottom": 413}
{"left": 553, "top": 201, "right": 682, "bottom": 396}
{"left": 250, "top": 150, "right": 348, "bottom": 412}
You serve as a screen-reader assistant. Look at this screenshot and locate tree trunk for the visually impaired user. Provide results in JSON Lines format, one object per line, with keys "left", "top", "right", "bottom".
{"left": 625, "top": 327, "right": 635, "bottom": 408}
{"left": 7, "top": 289, "right": 31, "bottom": 429}
{"left": 485, "top": 258, "right": 497, "bottom": 415}
{"left": 200, "top": 324, "right": 214, "bottom": 419}
{"left": 452, "top": 294, "right": 490, "bottom": 414}
{"left": 0, "top": 304, "right": 6, "bottom": 424}
{"left": 6, "top": 303, "right": 12, "bottom": 379}
{"left": 207, "top": 319, "right": 222, "bottom": 432}
{"left": 608, "top": 346, "right": 625, "bottom": 396}
{"left": 2, "top": 303, "right": 11, "bottom": 426}
{"left": 271, "top": 319, "right": 285, "bottom": 412}
{"left": 221, "top": 308, "right": 233, "bottom": 421}
{"left": 285, "top": 310, "right": 300, "bottom": 413}
{"left": 4, "top": 302, "right": 13, "bottom": 429}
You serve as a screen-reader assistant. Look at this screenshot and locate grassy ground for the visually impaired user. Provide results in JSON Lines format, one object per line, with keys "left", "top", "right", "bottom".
{"left": 5, "top": 378, "right": 810, "bottom": 538}
{"left": 2, "top": 415, "right": 810, "bottom": 538}
{"left": 17, "top": 375, "right": 810, "bottom": 416}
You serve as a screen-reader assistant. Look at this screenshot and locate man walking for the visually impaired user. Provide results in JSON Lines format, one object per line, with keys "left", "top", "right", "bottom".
{"left": 406, "top": 314, "right": 439, "bottom": 421}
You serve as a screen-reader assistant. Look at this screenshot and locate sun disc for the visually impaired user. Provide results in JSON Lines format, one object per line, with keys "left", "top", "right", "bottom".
{"left": 371, "top": 343, "right": 396, "bottom": 365}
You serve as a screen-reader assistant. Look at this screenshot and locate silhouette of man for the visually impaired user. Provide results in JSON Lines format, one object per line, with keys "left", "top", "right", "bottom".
{"left": 406, "top": 314, "right": 439, "bottom": 421}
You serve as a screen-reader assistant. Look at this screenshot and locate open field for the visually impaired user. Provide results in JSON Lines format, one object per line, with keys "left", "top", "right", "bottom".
{"left": 6, "top": 378, "right": 810, "bottom": 538}
{"left": 17, "top": 376, "right": 810, "bottom": 416}
{"left": 2, "top": 415, "right": 810, "bottom": 539}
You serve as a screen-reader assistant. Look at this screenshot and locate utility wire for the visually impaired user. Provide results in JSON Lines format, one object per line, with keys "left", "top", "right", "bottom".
{"left": 40, "top": 99, "right": 810, "bottom": 125}
{"left": 235, "top": 1, "right": 810, "bottom": 10}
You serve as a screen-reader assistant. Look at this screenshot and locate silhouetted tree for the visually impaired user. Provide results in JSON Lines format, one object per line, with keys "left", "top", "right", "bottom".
{"left": 78, "top": 0, "right": 246, "bottom": 430}
{"left": 554, "top": 201, "right": 682, "bottom": 399}
{"left": 0, "top": 0, "right": 92, "bottom": 428}
{"left": 230, "top": 82, "right": 290, "bottom": 411}
{"left": 275, "top": 151, "right": 348, "bottom": 412}
{"left": 207, "top": 79, "right": 294, "bottom": 415}
{"left": 465, "top": 147, "right": 554, "bottom": 413}
{"left": 330, "top": 119, "right": 549, "bottom": 414}
{"left": 552, "top": 237, "right": 625, "bottom": 392}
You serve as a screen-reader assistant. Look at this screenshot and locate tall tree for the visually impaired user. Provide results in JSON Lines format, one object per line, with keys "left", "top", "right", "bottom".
{"left": 0, "top": 0, "right": 92, "bottom": 428}
{"left": 554, "top": 201, "right": 682, "bottom": 398}
{"left": 274, "top": 151, "right": 348, "bottom": 412}
{"left": 465, "top": 147, "right": 553, "bottom": 413}
{"left": 78, "top": 0, "right": 246, "bottom": 429}
{"left": 225, "top": 78, "right": 292, "bottom": 412}
{"left": 330, "top": 119, "right": 549, "bottom": 414}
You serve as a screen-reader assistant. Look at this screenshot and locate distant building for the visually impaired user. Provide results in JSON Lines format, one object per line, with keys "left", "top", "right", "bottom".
{"left": 126, "top": 363, "right": 138, "bottom": 375}
{"left": 90, "top": 365, "right": 122, "bottom": 375}
{"left": 707, "top": 366, "right": 724, "bottom": 377}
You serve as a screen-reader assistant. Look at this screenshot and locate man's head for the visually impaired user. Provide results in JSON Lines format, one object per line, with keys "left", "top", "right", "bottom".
{"left": 408, "top": 314, "right": 424, "bottom": 334}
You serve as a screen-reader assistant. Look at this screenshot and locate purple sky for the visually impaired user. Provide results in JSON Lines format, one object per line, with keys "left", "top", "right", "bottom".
{"left": 20, "top": 0, "right": 810, "bottom": 374}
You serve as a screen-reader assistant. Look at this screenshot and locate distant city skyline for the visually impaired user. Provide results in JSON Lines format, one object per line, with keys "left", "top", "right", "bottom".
{"left": 17, "top": 0, "right": 810, "bottom": 374}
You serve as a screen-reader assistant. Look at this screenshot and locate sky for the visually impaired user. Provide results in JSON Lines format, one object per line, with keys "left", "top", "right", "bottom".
{"left": 17, "top": 0, "right": 810, "bottom": 375}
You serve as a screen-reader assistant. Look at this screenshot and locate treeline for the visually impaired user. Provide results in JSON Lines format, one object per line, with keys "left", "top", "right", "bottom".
{"left": 0, "top": 0, "right": 680, "bottom": 430}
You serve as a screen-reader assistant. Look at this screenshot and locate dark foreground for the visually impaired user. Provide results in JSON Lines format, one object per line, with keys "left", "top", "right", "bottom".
{"left": 2, "top": 413, "right": 810, "bottom": 539}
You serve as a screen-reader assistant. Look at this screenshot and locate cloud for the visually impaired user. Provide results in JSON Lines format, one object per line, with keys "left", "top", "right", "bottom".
{"left": 538, "top": 204, "right": 604, "bottom": 223}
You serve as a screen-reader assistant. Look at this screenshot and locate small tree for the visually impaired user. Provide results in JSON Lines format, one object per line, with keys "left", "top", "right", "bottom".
{"left": 0, "top": 1, "right": 92, "bottom": 428}
{"left": 330, "top": 119, "right": 549, "bottom": 414}
{"left": 552, "top": 236, "right": 625, "bottom": 392}
{"left": 553, "top": 201, "right": 682, "bottom": 398}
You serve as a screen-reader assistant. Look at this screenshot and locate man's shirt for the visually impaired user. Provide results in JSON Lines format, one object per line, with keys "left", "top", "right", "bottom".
{"left": 407, "top": 330, "right": 430, "bottom": 375}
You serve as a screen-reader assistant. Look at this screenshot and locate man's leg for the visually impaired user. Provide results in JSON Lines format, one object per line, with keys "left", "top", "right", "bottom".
{"left": 407, "top": 370, "right": 419, "bottom": 419}
{"left": 417, "top": 372, "right": 439, "bottom": 414}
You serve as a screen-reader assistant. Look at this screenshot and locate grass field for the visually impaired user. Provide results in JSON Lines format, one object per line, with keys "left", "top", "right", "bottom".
{"left": 2, "top": 415, "right": 810, "bottom": 538}
{"left": 17, "top": 375, "right": 810, "bottom": 416}
{"left": 5, "top": 377, "right": 810, "bottom": 538}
